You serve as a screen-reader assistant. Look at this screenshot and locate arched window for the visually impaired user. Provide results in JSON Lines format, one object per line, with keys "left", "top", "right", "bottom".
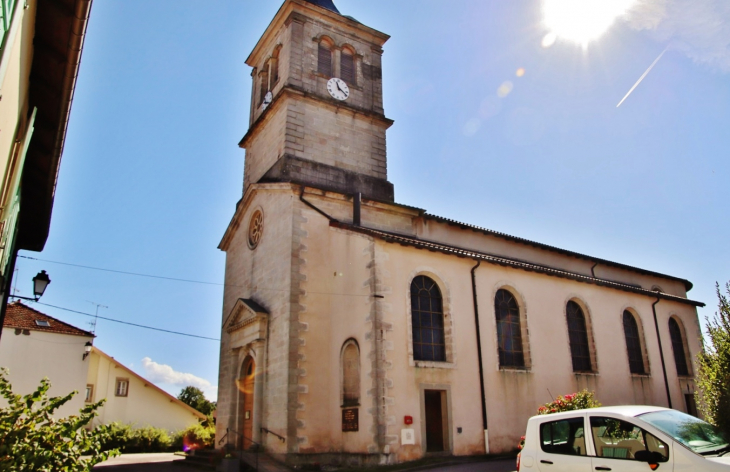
{"left": 669, "top": 318, "right": 690, "bottom": 376}
{"left": 495, "top": 289, "right": 524, "bottom": 368}
{"left": 411, "top": 276, "right": 445, "bottom": 362}
{"left": 341, "top": 340, "right": 360, "bottom": 406}
{"left": 622, "top": 310, "right": 645, "bottom": 374}
{"left": 341, "top": 49, "right": 355, "bottom": 84}
{"left": 258, "top": 68, "right": 269, "bottom": 106}
{"left": 566, "top": 301, "right": 591, "bottom": 372}
{"left": 271, "top": 46, "right": 281, "bottom": 86}
{"left": 317, "top": 40, "right": 333, "bottom": 77}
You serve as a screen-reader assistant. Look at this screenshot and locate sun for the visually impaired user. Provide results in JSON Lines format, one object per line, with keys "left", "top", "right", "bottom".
{"left": 542, "top": 0, "right": 637, "bottom": 47}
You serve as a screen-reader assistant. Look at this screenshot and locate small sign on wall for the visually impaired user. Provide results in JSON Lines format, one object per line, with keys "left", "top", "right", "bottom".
{"left": 401, "top": 428, "right": 415, "bottom": 445}
{"left": 342, "top": 408, "right": 358, "bottom": 432}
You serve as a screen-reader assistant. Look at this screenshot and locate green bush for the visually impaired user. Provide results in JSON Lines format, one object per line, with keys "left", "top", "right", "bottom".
{"left": 177, "top": 422, "right": 216, "bottom": 451}
{"left": 101, "top": 423, "right": 173, "bottom": 453}
{"left": 0, "top": 368, "right": 119, "bottom": 471}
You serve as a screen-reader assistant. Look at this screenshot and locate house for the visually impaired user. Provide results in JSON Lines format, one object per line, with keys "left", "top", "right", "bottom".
{"left": 0, "top": 301, "right": 205, "bottom": 431}
{"left": 215, "top": 0, "right": 704, "bottom": 466}
{"left": 0, "top": 0, "right": 94, "bottom": 336}
{"left": 0, "top": 300, "right": 93, "bottom": 418}
{"left": 86, "top": 346, "right": 205, "bottom": 432}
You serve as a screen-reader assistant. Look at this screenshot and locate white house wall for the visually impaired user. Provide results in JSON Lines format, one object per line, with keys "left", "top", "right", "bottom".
{"left": 0, "top": 327, "right": 90, "bottom": 419}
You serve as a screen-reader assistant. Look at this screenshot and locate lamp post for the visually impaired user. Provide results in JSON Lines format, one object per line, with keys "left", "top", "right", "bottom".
{"left": 11, "top": 270, "right": 51, "bottom": 302}
{"left": 82, "top": 341, "right": 92, "bottom": 360}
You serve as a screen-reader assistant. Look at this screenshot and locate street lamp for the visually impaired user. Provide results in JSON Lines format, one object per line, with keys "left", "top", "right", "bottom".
{"left": 12, "top": 270, "right": 51, "bottom": 301}
{"left": 82, "top": 341, "right": 92, "bottom": 360}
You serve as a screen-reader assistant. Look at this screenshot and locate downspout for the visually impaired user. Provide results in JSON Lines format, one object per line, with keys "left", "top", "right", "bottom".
{"left": 470, "top": 260, "right": 489, "bottom": 453}
{"left": 652, "top": 296, "right": 672, "bottom": 408}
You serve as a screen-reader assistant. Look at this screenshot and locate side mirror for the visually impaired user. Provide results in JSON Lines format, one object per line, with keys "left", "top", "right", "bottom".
{"left": 634, "top": 450, "right": 664, "bottom": 470}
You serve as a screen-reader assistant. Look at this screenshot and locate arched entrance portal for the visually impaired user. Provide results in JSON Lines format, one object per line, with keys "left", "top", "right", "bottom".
{"left": 238, "top": 356, "right": 256, "bottom": 450}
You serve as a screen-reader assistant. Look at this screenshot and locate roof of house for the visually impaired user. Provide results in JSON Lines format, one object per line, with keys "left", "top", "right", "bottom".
{"left": 330, "top": 221, "right": 705, "bottom": 307}
{"left": 3, "top": 301, "right": 94, "bottom": 337}
{"left": 91, "top": 347, "right": 207, "bottom": 420}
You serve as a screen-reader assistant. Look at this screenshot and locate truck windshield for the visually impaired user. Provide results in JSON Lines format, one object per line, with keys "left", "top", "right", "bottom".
{"left": 638, "top": 410, "right": 728, "bottom": 455}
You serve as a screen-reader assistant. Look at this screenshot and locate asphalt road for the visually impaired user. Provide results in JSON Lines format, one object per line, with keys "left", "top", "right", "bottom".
{"left": 93, "top": 453, "right": 198, "bottom": 471}
{"left": 92, "top": 453, "right": 517, "bottom": 472}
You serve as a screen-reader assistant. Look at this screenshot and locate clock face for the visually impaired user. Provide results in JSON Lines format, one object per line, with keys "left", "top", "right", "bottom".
{"left": 327, "top": 78, "right": 349, "bottom": 101}
{"left": 262, "top": 91, "right": 273, "bottom": 109}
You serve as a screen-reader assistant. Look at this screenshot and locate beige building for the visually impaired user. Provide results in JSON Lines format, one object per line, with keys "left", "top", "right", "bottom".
{"left": 0, "top": 301, "right": 93, "bottom": 418}
{"left": 0, "top": 301, "right": 204, "bottom": 432}
{"left": 86, "top": 347, "right": 205, "bottom": 432}
{"left": 0, "top": 0, "right": 93, "bottom": 338}
{"left": 216, "top": 0, "right": 704, "bottom": 466}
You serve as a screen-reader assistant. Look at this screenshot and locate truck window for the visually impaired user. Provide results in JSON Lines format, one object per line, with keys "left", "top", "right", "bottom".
{"left": 590, "top": 417, "right": 669, "bottom": 461}
{"left": 540, "top": 417, "right": 587, "bottom": 456}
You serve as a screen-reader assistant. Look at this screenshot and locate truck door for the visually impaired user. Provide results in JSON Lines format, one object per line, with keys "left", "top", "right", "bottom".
{"left": 536, "top": 416, "right": 592, "bottom": 472}
{"left": 589, "top": 416, "right": 673, "bottom": 472}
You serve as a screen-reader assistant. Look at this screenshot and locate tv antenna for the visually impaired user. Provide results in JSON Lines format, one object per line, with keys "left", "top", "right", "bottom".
{"left": 86, "top": 301, "right": 108, "bottom": 335}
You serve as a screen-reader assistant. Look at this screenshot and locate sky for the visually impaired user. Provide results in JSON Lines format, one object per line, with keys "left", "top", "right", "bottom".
{"left": 13, "top": 0, "right": 730, "bottom": 402}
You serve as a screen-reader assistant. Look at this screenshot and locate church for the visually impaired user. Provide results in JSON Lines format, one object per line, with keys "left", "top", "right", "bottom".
{"left": 215, "top": 0, "right": 704, "bottom": 466}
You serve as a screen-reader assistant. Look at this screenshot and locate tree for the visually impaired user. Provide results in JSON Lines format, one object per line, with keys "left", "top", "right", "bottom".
{"left": 697, "top": 282, "right": 730, "bottom": 437}
{"left": 178, "top": 386, "right": 216, "bottom": 416}
{"left": 0, "top": 369, "right": 119, "bottom": 471}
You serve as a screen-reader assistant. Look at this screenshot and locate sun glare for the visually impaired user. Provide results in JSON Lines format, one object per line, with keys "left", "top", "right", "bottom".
{"left": 542, "top": 0, "right": 636, "bottom": 47}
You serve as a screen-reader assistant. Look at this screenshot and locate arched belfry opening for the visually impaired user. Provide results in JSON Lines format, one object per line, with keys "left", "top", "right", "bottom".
{"left": 237, "top": 356, "right": 256, "bottom": 450}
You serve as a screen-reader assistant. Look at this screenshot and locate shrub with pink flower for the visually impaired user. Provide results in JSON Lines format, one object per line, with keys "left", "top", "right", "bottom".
{"left": 537, "top": 389, "right": 601, "bottom": 415}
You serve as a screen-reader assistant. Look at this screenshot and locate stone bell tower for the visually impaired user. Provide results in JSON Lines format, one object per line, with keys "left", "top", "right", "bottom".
{"left": 240, "top": 0, "right": 394, "bottom": 201}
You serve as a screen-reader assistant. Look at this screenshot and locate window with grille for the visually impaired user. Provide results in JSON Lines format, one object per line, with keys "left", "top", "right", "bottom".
{"left": 411, "top": 276, "right": 445, "bottom": 362}
{"left": 115, "top": 378, "right": 129, "bottom": 397}
{"left": 318, "top": 42, "right": 332, "bottom": 77}
{"left": 341, "top": 51, "right": 355, "bottom": 84}
{"left": 669, "top": 318, "right": 690, "bottom": 376}
{"left": 566, "top": 301, "right": 592, "bottom": 372}
{"left": 623, "top": 311, "right": 645, "bottom": 374}
{"left": 341, "top": 340, "right": 360, "bottom": 406}
{"left": 495, "top": 289, "right": 524, "bottom": 368}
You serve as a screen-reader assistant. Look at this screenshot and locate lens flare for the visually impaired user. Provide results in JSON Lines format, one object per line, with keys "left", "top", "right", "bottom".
{"left": 516, "top": 68, "right": 525, "bottom": 77}
{"left": 542, "top": 0, "right": 637, "bottom": 47}
{"left": 497, "top": 81, "right": 514, "bottom": 98}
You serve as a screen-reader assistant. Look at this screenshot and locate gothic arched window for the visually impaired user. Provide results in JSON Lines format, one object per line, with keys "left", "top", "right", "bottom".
{"left": 341, "top": 340, "right": 360, "bottom": 407}
{"left": 411, "top": 276, "right": 445, "bottom": 362}
{"left": 623, "top": 310, "right": 645, "bottom": 374}
{"left": 566, "top": 301, "right": 592, "bottom": 372}
{"left": 495, "top": 289, "right": 524, "bottom": 368}
{"left": 669, "top": 318, "right": 690, "bottom": 377}
{"left": 317, "top": 40, "right": 333, "bottom": 77}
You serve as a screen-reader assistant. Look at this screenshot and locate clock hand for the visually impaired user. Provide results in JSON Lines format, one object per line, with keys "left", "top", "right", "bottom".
{"left": 336, "top": 82, "right": 345, "bottom": 94}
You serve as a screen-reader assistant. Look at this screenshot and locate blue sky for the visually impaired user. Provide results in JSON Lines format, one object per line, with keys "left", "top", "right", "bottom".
{"left": 14, "top": 1, "right": 730, "bottom": 401}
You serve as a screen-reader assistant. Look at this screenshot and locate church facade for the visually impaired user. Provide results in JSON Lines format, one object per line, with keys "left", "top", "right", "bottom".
{"left": 216, "top": 0, "right": 704, "bottom": 465}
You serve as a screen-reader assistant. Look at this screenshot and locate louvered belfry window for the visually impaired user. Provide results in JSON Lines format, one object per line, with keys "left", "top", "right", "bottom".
{"left": 623, "top": 311, "right": 645, "bottom": 374}
{"left": 566, "top": 301, "right": 592, "bottom": 372}
{"left": 495, "top": 289, "right": 525, "bottom": 368}
{"left": 411, "top": 276, "right": 446, "bottom": 362}
{"left": 341, "top": 50, "right": 355, "bottom": 84}
{"left": 669, "top": 318, "right": 690, "bottom": 376}
{"left": 318, "top": 42, "right": 332, "bottom": 77}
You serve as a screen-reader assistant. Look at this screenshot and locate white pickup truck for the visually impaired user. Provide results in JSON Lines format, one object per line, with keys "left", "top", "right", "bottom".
{"left": 517, "top": 405, "right": 730, "bottom": 471}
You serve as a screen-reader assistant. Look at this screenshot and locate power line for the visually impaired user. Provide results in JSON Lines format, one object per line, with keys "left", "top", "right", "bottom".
{"left": 17, "top": 254, "right": 373, "bottom": 298}
{"left": 19, "top": 255, "right": 223, "bottom": 286}
{"left": 31, "top": 301, "right": 220, "bottom": 341}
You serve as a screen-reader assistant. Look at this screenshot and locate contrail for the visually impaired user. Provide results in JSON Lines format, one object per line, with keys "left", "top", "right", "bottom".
{"left": 617, "top": 45, "right": 669, "bottom": 108}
